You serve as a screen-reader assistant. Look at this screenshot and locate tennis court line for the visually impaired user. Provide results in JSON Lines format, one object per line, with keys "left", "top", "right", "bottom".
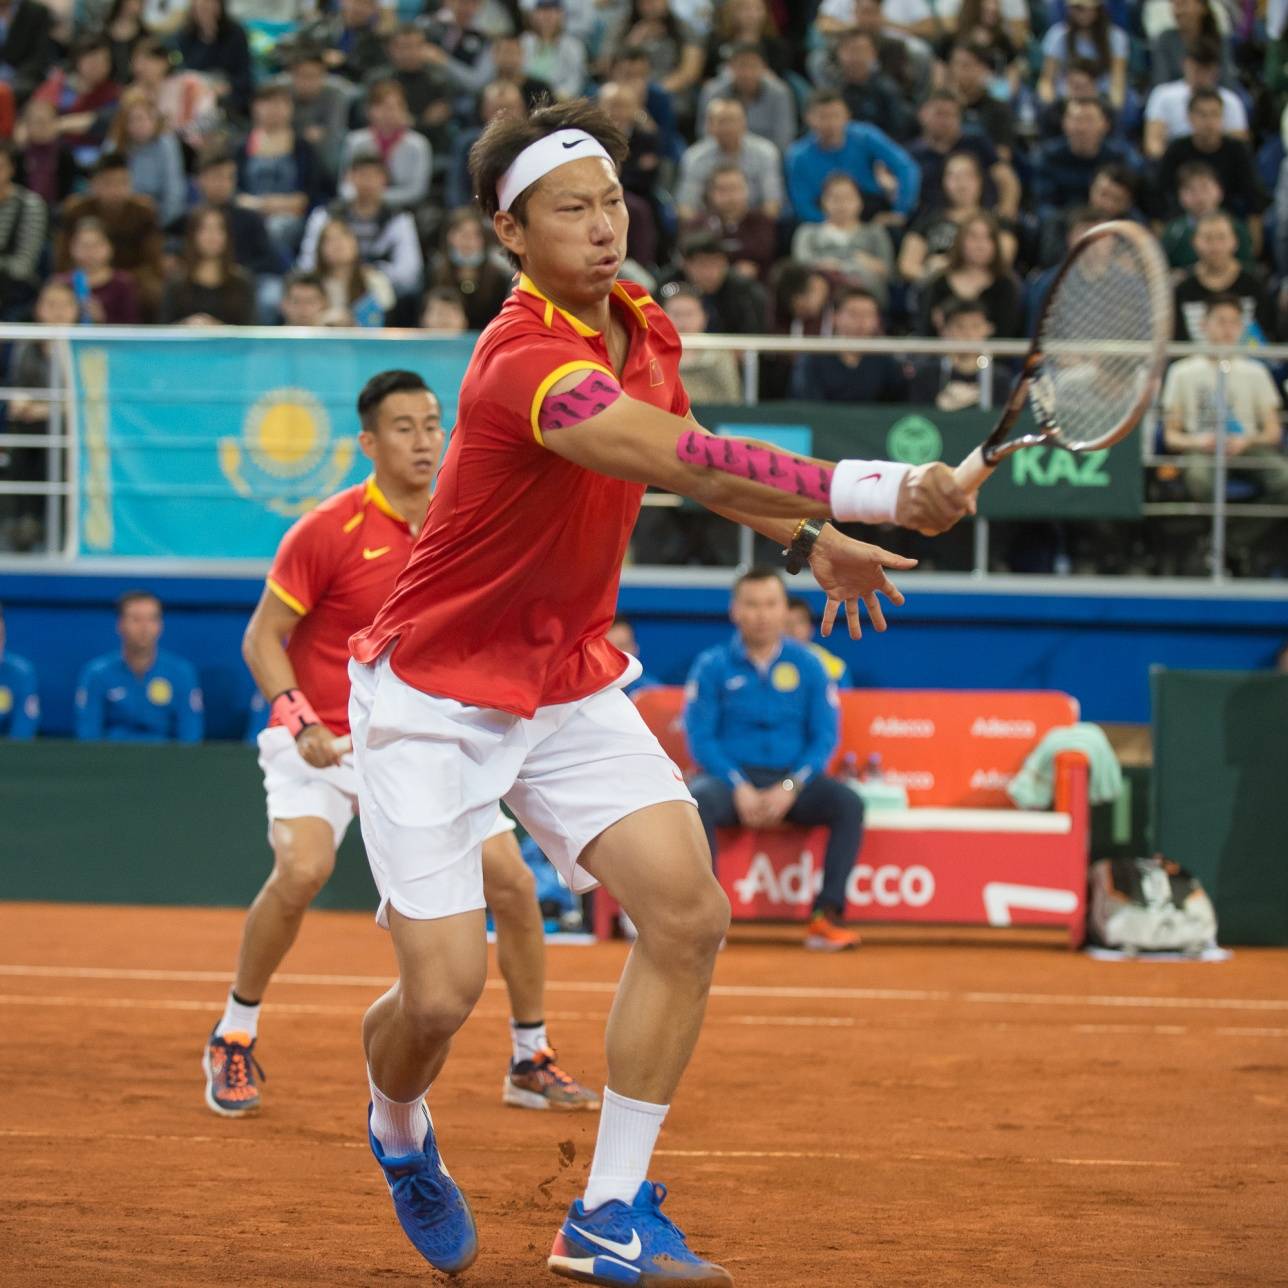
{"left": 2, "top": 963, "right": 1287, "bottom": 1014}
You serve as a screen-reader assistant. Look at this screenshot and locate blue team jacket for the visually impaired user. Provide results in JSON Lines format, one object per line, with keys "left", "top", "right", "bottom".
{"left": 0, "top": 651, "right": 39, "bottom": 740}
{"left": 74, "top": 649, "right": 204, "bottom": 743}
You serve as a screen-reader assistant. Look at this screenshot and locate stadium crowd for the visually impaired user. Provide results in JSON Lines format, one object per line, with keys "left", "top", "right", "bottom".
{"left": 1, "top": 0, "right": 1288, "bottom": 569}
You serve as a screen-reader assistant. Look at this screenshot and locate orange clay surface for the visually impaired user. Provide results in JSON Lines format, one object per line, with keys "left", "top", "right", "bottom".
{"left": 1, "top": 902, "right": 1286, "bottom": 1287}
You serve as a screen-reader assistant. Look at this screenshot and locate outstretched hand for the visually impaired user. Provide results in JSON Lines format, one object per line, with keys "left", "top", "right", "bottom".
{"left": 895, "top": 462, "right": 976, "bottom": 536}
{"left": 807, "top": 525, "right": 918, "bottom": 640}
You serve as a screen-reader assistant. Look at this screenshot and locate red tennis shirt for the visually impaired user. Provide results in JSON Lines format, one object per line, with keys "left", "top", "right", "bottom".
{"left": 351, "top": 275, "right": 689, "bottom": 718}
{"left": 267, "top": 478, "right": 417, "bottom": 734}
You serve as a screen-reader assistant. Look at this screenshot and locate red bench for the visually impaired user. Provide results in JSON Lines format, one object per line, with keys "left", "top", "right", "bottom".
{"left": 593, "top": 687, "right": 1091, "bottom": 947}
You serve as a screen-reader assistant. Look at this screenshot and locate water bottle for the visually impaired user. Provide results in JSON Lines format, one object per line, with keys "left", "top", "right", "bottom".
{"left": 864, "top": 752, "right": 882, "bottom": 783}
{"left": 841, "top": 751, "right": 859, "bottom": 782}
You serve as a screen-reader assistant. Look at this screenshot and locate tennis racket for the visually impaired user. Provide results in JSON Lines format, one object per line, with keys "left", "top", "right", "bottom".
{"left": 954, "top": 220, "right": 1172, "bottom": 494}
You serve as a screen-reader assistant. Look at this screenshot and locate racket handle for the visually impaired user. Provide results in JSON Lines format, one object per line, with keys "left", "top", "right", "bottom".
{"left": 332, "top": 735, "right": 352, "bottom": 754}
{"left": 954, "top": 445, "right": 996, "bottom": 495}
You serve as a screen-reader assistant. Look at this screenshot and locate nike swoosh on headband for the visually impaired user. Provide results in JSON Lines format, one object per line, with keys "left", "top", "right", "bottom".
{"left": 569, "top": 1224, "right": 642, "bottom": 1261}
{"left": 561, "top": 139, "right": 584, "bottom": 149}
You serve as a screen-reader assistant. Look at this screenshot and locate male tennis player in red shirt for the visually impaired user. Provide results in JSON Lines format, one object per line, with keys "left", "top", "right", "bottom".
{"left": 202, "top": 369, "right": 597, "bottom": 1121}
{"left": 349, "top": 102, "right": 971, "bottom": 1284}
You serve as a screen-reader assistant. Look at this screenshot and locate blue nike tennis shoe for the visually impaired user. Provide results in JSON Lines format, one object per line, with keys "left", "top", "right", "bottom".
{"left": 368, "top": 1104, "right": 478, "bottom": 1274}
{"left": 548, "top": 1181, "right": 732, "bottom": 1285}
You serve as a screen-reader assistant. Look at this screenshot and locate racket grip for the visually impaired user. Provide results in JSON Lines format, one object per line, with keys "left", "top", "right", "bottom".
{"left": 954, "top": 446, "right": 995, "bottom": 495}
{"left": 332, "top": 735, "right": 352, "bottom": 754}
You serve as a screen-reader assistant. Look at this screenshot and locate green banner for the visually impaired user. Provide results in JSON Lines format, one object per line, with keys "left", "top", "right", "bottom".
{"left": 696, "top": 402, "right": 1142, "bottom": 520}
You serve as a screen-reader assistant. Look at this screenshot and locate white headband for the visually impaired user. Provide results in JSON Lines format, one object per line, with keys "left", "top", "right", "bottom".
{"left": 496, "top": 129, "right": 615, "bottom": 213}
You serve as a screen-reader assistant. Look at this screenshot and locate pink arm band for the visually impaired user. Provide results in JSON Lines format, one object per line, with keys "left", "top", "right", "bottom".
{"left": 271, "top": 688, "right": 321, "bottom": 739}
{"left": 675, "top": 428, "right": 833, "bottom": 503}
{"left": 538, "top": 370, "right": 624, "bottom": 432}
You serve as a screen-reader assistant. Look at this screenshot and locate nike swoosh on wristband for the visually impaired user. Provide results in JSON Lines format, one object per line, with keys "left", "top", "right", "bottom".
{"left": 569, "top": 1224, "right": 642, "bottom": 1260}
{"left": 856, "top": 473, "right": 882, "bottom": 483}
{"left": 561, "top": 139, "right": 585, "bottom": 149}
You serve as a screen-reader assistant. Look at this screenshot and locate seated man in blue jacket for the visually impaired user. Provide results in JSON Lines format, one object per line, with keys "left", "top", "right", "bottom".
{"left": 74, "top": 590, "right": 204, "bottom": 743}
{"left": 683, "top": 567, "right": 863, "bottom": 952}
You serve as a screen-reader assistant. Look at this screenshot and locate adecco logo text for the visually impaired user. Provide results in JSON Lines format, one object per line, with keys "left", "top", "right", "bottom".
{"left": 970, "top": 768, "right": 1013, "bottom": 791}
{"left": 884, "top": 768, "right": 935, "bottom": 791}
{"left": 732, "top": 853, "right": 935, "bottom": 910}
{"left": 869, "top": 716, "right": 935, "bottom": 737}
{"left": 970, "top": 717, "right": 1037, "bottom": 739}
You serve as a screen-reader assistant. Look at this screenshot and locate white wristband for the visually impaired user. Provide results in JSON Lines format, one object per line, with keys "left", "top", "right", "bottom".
{"left": 829, "top": 459, "right": 910, "bottom": 524}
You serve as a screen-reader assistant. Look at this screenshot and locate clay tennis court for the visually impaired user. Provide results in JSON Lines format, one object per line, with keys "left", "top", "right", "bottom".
{"left": 2, "top": 902, "right": 1285, "bottom": 1287}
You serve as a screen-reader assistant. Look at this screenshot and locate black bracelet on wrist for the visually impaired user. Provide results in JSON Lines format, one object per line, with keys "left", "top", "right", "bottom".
{"left": 783, "top": 518, "right": 825, "bottom": 574}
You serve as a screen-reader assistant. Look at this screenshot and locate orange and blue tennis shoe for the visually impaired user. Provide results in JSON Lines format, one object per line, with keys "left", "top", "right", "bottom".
{"left": 202, "top": 1027, "right": 264, "bottom": 1116}
{"left": 504, "top": 1047, "right": 602, "bottom": 1111}
{"left": 368, "top": 1104, "right": 478, "bottom": 1275}
{"left": 548, "top": 1181, "right": 732, "bottom": 1285}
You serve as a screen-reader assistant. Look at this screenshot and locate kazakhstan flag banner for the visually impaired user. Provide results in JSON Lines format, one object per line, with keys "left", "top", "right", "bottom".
{"left": 70, "top": 334, "right": 476, "bottom": 559}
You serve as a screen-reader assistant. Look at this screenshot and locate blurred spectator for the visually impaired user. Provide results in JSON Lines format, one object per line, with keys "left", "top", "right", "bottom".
{"left": 600, "top": 0, "right": 705, "bottom": 113}
{"left": 790, "top": 287, "right": 907, "bottom": 402}
{"left": 0, "top": 602, "right": 38, "bottom": 738}
{"left": 104, "top": 0, "right": 148, "bottom": 83}
{"left": 293, "top": 0, "right": 386, "bottom": 85}
{"left": 675, "top": 97, "right": 782, "bottom": 221}
{"left": 683, "top": 161, "right": 775, "bottom": 283}
{"left": 445, "top": 78, "right": 526, "bottom": 210}
{"left": 1025, "top": 205, "right": 1098, "bottom": 332}
{"left": 1037, "top": 0, "right": 1128, "bottom": 113}
{"left": 517, "top": 0, "right": 597, "bottom": 44}
{"left": 661, "top": 284, "right": 742, "bottom": 403}
{"left": 278, "top": 269, "right": 327, "bottom": 325}
{"left": 175, "top": 0, "right": 253, "bottom": 119}
{"left": 909, "top": 90, "right": 1019, "bottom": 220}
{"left": 825, "top": 27, "right": 913, "bottom": 143}
{"left": 1150, "top": 0, "right": 1235, "bottom": 87}
{"left": 1086, "top": 160, "right": 1139, "bottom": 222}
{"left": 422, "top": 0, "right": 494, "bottom": 97}
{"left": 425, "top": 207, "right": 511, "bottom": 330}
{"left": 0, "top": 0, "right": 55, "bottom": 105}
{"left": 341, "top": 80, "right": 432, "bottom": 210}
{"left": 898, "top": 152, "right": 1015, "bottom": 287}
{"left": 704, "top": 0, "right": 791, "bottom": 79}
{"left": 695, "top": 41, "right": 795, "bottom": 155}
{"left": 129, "top": 38, "right": 219, "bottom": 152}
{"left": 74, "top": 590, "right": 204, "bottom": 743}
{"left": 33, "top": 35, "right": 120, "bottom": 167}
{"left": 945, "top": 40, "right": 1015, "bottom": 157}
{"left": 908, "top": 296, "right": 998, "bottom": 411}
{"left": 160, "top": 206, "right": 253, "bottom": 324}
{"left": 1143, "top": 40, "right": 1248, "bottom": 160}
{"left": 57, "top": 153, "right": 164, "bottom": 311}
{"left": 314, "top": 216, "right": 393, "bottom": 326}
{"left": 520, "top": 0, "right": 587, "bottom": 101}
{"left": 107, "top": 89, "right": 186, "bottom": 227}
{"left": 598, "top": 78, "right": 663, "bottom": 267}
{"left": 606, "top": 615, "right": 660, "bottom": 694}
{"left": 300, "top": 151, "right": 423, "bottom": 302}
{"left": 235, "top": 83, "right": 324, "bottom": 262}
{"left": 816, "top": 0, "right": 935, "bottom": 41}
{"left": 785, "top": 90, "right": 919, "bottom": 225}
{"left": 420, "top": 285, "right": 468, "bottom": 331}
{"left": 1033, "top": 97, "right": 1136, "bottom": 216}
{"left": 0, "top": 139, "right": 48, "bottom": 320}
{"left": 917, "top": 211, "right": 1021, "bottom": 337}
{"left": 770, "top": 260, "right": 833, "bottom": 337}
{"left": 370, "top": 24, "right": 455, "bottom": 159}
{"left": 791, "top": 172, "right": 893, "bottom": 306}
{"left": 1155, "top": 88, "right": 1264, "bottom": 221}
{"left": 662, "top": 230, "right": 766, "bottom": 335}
{"left": 786, "top": 595, "right": 850, "bottom": 687}
{"left": 186, "top": 150, "right": 281, "bottom": 298}
{"left": 937, "top": 0, "right": 1030, "bottom": 76}
{"left": 1161, "top": 162, "right": 1256, "bottom": 269}
{"left": 608, "top": 43, "right": 681, "bottom": 161}
{"left": 822, "top": 0, "right": 930, "bottom": 104}
{"left": 1173, "top": 211, "right": 1275, "bottom": 342}
{"left": 55, "top": 216, "right": 141, "bottom": 323}
{"left": 17, "top": 98, "right": 77, "bottom": 209}
{"left": 482, "top": 32, "right": 553, "bottom": 112}
{"left": 275, "top": 46, "right": 352, "bottom": 188}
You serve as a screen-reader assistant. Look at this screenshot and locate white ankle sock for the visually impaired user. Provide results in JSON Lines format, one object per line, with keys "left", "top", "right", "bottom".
{"left": 368, "top": 1067, "right": 430, "bottom": 1158}
{"left": 582, "top": 1087, "right": 668, "bottom": 1211}
{"left": 216, "top": 990, "right": 260, "bottom": 1041}
{"left": 510, "top": 1019, "right": 548, "bottom": 1065}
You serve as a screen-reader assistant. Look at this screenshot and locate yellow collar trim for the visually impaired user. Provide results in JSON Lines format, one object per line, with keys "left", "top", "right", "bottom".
{"left": 517, "top": 273, "right": 650, "bottom": 335}
{"left": 364, "top": 476, "right": 407, "bottom": 526}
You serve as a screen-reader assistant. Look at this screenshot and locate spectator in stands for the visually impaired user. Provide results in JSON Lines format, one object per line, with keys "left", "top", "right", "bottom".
{"left": 898, "top": 152, "right": 1015, "bottom": 287}
{"left": 822, "top": 0, "right": 929, "bottom": 103}
{"left": 17, "top": 98, "right": 77, "bottom": 210}
{"left": 129, "top": 37, "right": 219, "bottom": 152}
{"left": 684, "top": 161, "right": 775, "bottom": 283}
{"left": 1026, "top": 205, "right": 1098, "bottom": 331}
{"left": 917, "top": 211, "right": 1021, "bottom": 337}
{"left": 816, "top": 0, "right": 935, "bottom": 42}
{"left": 663, "top": 230, "right": 766, "bottom": 335}
{"left": 422, "top": 0, "right": 493, "bottom": 97}
{"left": 705, "top": 0, "right": 791, "bottom": 79}
{"left": 1150, "top": 0, "right": 1234, "bottom": 88}
{"left": 34, "top": 35, "right": 120, "bottom": 167}
{"left": 74, "top": 590, "right": 203, "bottom": 743}
{"left": 937, "top": 0, "right": 1030, "bottom": 76}
{"left": 696, "top": 41, "right": 795, "bottom": 156}
{"left": 1037, "top": 0, "right": 1128, "bottom": 113}
{"left": 55, "top": 216, "right": 140, "bottom": 323}
{"left": 104, "top": 0, "right": 148, "bottom": 84}
{"left": 1162, "top": 162, "right": 1256, "bottom": 269}
{"left": 909, "top": 297, "right": 998, "bottom": 410}
{"left": 597, "top": 78, "right": 662, "bottom": 268}
{"left": 0, "top": 603, "right": 38, "bottom": 738}
{"left": 293, "top": 0, "right": 386, "bottom": 86}
{"left": 785, "top": 90, "right": 919, "bottom": 226}
{"left": 341, "top": 80, "right": 431, "bottom": 212}
{"left": 1033, "top": 97, "right": 1136, "bottom": 219}
{"left": 791, "top": 173, "right": 894, "bottom": 306}
{"left": 420, "top": 286, "right": 468, "bottom": 331}
{"left": 189, "top": 149, "right": 279, "bottom": 276}
{"left": 481, "top": 33, "right": 553, "bottom": 112}
{"left": 599, "top": 0, "right": 705, "bottom": 114}
{"left": 371, "top": 23, "right": 455, "bottom": 162}
{"left": 0, "top": 140, "right": 47, "bottom": 320}
{"left": 675, "top": 96, "right": 782, "bottom": 221}
{"left": 277, "top": 46, "right": 352, "bottom": 190}
{"left": 660, "top": 284, "right": 742, "bottom": 403}
{"left": 107, "top": 89, "right": 186, "bottom": 228}
{"left": 1174, "top": 211, "right": 1275, "bottom": 342}
{"left": 608, "top": 43, "right": 681, "bottom": 162}
{"left": 278, "top": 269, "right": 328, "bottom": 326}
{"left": 944, "top": 40, "right": 1015, "bottom": 157}
{"left": 1143, "top": 40, "right": 1248, "bottom": 160}
{"left": 1161, "top": 294, "right": 1288, "bottom": 573}
{"left": 57, "top": 153, "right": 164, "bottom": 313}
{"left": 824, "top": 27, "right": 913, "bottom": 143}
{"left": 790, "top": 286, "right": 907, "bottom": 402}
{"left": 445, "top": 78, "right": 526, "bottom": 211}
{"left": 0, "top": 0, "right": 54, "bottom": 106}
{"left": 606, "top": 615, "right": 660, "bottom": 695}
{"left": 299, "top": 152, "right": 423, "bottom": 304}
{"left": 520, "top": 0, "right": 587, "bottom": 101}
{"left": 175, "top": 0, "right": 252, "bottom": 119}
{"left": 684, "top": 566, "right": 863, "bottom": 952}
{"left": 910, "top": 90, "right": 1020, "bottom": 221}
{"left": 160, "top": 206, "right": 254, "bottom": 325}
{"left": 314, "top": 216, "right": 394, "bottom": 326}
{"left": 425, "top": 207, "right": 511, "bottom": 330}
{"left": 1087, "top": 160, "right": 1139, "bottom": 221}
{"left": 235, "top": 83, "right": 324, "bottom": 262}
{"left": 770, "top": 260, "right": 833, "bottom": 337}
{"left": 1155, "top": 87, "right": 1264, "bottom": 222}
{"left": 786, "top": 595, "right": 850, "bottom": 687}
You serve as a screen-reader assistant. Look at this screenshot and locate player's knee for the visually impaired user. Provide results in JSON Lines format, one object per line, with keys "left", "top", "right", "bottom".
{"left": 269, "top": 847, "right": 335, "bottom": 912}
{"left": 639, "top": 877, "right": 730, "bottom": 962}
{"left": 486, "top": 858, "right": 537, "bottom": 916}
{"left": 398, "top": 977, "right": 484, "bottom": 1045}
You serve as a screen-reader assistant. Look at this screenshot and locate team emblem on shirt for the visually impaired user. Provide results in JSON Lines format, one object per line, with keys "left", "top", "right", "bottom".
{"left": 771, "top": 662, "right": 800, "bottom": 693}
{"left": 147, "top": 677, "right": 173, "bottom": 706}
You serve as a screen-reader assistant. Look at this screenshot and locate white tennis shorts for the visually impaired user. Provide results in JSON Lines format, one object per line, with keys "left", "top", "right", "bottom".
{"left": 257, "top": 724, "right": 516, "bottom": 853}
{"left": 348, "top": 652, "right": 696, "bottom": 925}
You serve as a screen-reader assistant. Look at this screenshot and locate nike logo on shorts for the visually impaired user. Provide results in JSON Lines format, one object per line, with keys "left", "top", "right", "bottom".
{"left": 363, "top": 546, "right": 391, "bottom": 560}
{"left": 568, "top": 1224, "right": 642, "bottom": 1260}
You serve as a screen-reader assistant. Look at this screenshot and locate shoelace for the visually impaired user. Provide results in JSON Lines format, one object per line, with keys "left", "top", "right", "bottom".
{"left": 218, "top": 1039, "right": 266, "bottom": 1090}
{"left": 534, "top": 1048, "right": 577, "bottom": 1087}
{"left": 389, "top": 1159, "right": 458, "bottom": 1222}
{"left": 640, "top": 1183, "right": 696, "bottom": 1259}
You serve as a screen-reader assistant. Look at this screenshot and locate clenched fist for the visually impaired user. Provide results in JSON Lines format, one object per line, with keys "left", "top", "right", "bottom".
{"left": 895, "top": 462, "right": 976, "bottom": 536}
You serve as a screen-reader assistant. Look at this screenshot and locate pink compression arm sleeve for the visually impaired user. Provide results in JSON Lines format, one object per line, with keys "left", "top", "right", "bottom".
{"left": 538, "top": 371, "right": 624, "bottom": 432}
{"left": 675, "top": 428, "right": 833, "bottom": 502}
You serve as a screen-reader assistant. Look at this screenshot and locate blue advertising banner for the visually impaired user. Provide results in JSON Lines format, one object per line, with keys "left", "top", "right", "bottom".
{"left": 70, "top": 335, "right": 475, "bottom": 558}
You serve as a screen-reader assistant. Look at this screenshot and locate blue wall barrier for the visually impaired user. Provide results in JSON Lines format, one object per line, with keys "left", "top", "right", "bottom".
{"left": 2, "top": 571, "right": 1285, "bottom": 736}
